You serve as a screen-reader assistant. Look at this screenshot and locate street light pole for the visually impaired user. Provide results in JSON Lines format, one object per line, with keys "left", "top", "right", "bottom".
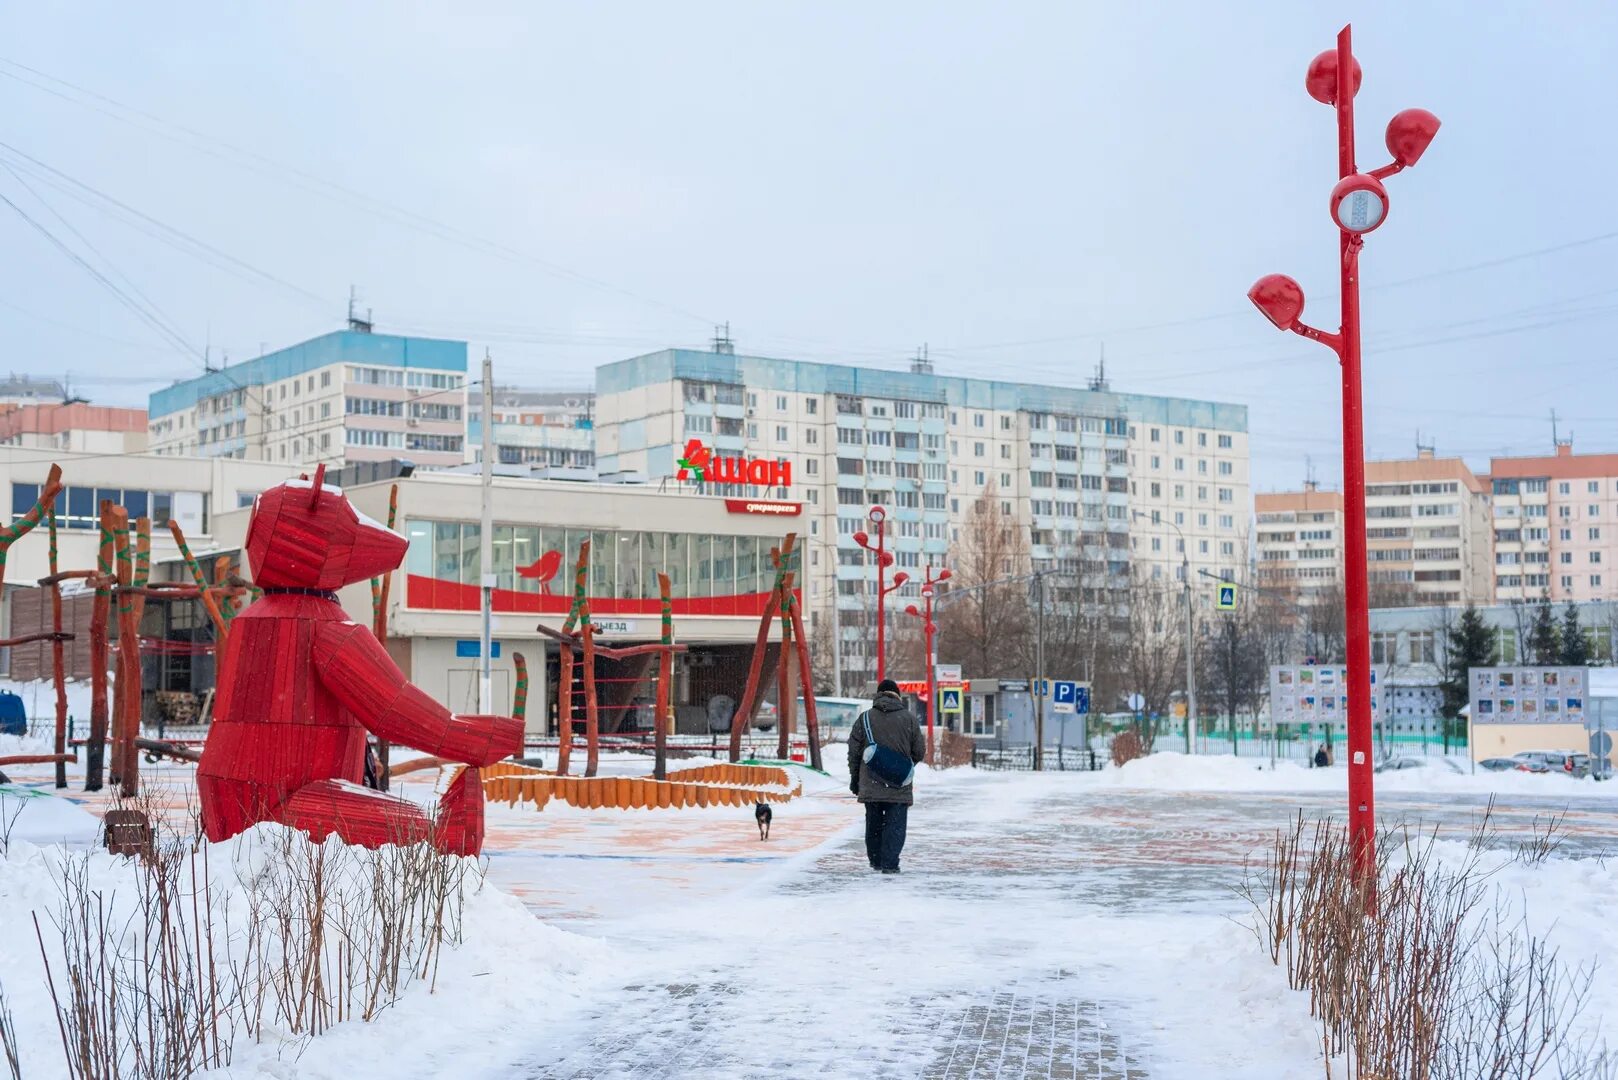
{"left": 905, "top": 563, "right": 952, "bottom": 764}
{"left": 1034, "top": 569, "right": 1046, "bottom": 772}
{"left": 1248, "top": 23, "right": 1439, "bottom": 888}
{"left": 853, "top": 506, "right": 899, "bottom": 683}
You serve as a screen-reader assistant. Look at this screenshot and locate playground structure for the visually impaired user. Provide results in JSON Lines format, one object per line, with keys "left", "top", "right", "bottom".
{"left": 2, "top": 462, "right": 818, "bottom": 833}
{"left": 726, "top": 534, "right": 824, "bottom": 771}
{"left": 539, "top": 539, "right": 689, "bottom": 781}
{"left": 0, "top": 463, "right": 248, "bottom": 796}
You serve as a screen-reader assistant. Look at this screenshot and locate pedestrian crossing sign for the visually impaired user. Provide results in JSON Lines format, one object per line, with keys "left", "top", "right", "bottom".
{"left": 940, "top": 688, "right": 963, "bottom": 714}
{"left": 1216, "top": 583, "right": 1238, "bottom": 611}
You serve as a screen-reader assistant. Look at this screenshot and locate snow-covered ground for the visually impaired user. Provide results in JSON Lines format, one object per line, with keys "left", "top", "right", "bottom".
{"left": 1, "top": 750, "right": 1612, "bottom": 1077}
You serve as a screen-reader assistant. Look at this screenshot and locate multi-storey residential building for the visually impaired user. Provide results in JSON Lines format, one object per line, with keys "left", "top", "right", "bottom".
{"left": 1256, "top": 451, "right": 1492, "bottom": 608}
{"left": 1364, "top": 452, "right": 1491, "bottom": 606}
{"left": 1255, "top": 484, "right": 1344, "bottom": 604}
{"left": 466, "top": 389, "right": 596, "bottom": 472}
{"left": 147, "top": 327, "right": 468, "bottom": 470}
{"left": 592, "top": 346, "right": 1249, "bottom": 686}
{"left": 1490, "top": 442, "right": 1618, "bottom": 603}
{"left": 0, "top": 375, "right": 68, "bottom": 409}
{"left": 0, "top": 403, "right": 149, "bottom": 455}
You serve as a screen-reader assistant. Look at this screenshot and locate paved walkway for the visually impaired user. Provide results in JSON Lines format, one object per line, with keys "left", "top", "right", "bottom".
{"left": 507, "top": 774, "right": 1615, "bottom": 1079}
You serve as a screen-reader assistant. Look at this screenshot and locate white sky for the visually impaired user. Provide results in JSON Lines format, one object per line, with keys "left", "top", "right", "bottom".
{"left": 2, "top": 2, "right": 1616, "bottom": 490}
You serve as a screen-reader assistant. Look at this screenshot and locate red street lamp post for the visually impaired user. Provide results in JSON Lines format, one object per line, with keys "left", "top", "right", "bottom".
{"left": 1248, "top": 24, "right": 1439, "bottom": 888}
{"left": 852, "top": 506, "right": 905, "bottom": 682}
{"left": 904, "top": 564, "right": 952, "bottom": 762}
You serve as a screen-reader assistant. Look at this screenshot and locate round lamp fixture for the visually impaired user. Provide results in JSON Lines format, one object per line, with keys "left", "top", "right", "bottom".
{"left": 868, "top": 505, "right": 887, "bottom": 525}
{"left": 1247, "top": 274, "right": 1306, "bottom": 331}
{"left": 1330, "top": 174, "right": 1388, "bottom": 234}
{"left": 1305, "top": 49, "right": 1362, "bottom": 105}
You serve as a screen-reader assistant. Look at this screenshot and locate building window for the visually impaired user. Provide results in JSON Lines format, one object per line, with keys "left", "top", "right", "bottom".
{"left": 1594, "top": 552, "right": 1604, "bottom": 564}
{"left": 1562, "top": 575, "right": 1574, "bottom": 590}
{"left": 1217, "top": 488, "right": 1232, "bottom": 503}
{"left": 1000, "top": 415, "right": 1011, "bottom": 430}
{"left": 1218, "top": 461, "right": 1232, "bottom": 475}
{"left": 973, "top": 442, "right": 985, "bottom": 457}
{"left": 1591, "top": 505, "right": 1601, "bottom": 518}
{"left": 1559, "top": 482, "right": 1571, "bottom": 495}
{"left": 1217, "top": 434, "right": 1232, "bottom": 449}
{"left": 1174, "top": 430, "right": 1184, "bottom": 445}
{"left": 974, "top": 413, "right": 985, "bottom": 428}
{"left": 1150, "top": 428, "right": 1160, "bottom": 442}
{"left": 1561, "top": 552, "right": 1573, "bottom": 564}
{"left": 999, "top": 444, "right": 1011, "bottom": 460}
{"left": 805, "top": 398, "right": 818, "bottom": 415}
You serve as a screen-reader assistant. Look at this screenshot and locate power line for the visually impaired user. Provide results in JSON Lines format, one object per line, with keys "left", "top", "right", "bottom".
{"left": 0, "top": 56, "right": 716, "bottom": 328}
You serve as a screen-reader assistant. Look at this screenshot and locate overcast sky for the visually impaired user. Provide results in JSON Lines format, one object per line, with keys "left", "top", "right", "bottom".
{"left": 2, "top": 3, "right": 1615, "bottom": 491}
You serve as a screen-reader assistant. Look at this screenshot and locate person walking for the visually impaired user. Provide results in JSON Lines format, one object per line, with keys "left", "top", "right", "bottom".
{"left": 848, "top": 678, "right": 927, "bottom": 875}
{"left": 1313, "top": 744, "right": 1329, "bottom": 769}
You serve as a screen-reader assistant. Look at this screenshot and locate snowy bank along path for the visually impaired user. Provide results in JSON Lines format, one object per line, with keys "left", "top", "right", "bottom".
{"left": 2, "top": 742, "right": 1613, "bottom": 1079}
{"left": 509, "top": 755, "right": 1618, "bottom": 1079}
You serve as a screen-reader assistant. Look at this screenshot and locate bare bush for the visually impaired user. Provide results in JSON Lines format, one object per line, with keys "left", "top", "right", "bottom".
{"left": 1241, "top": 813, "right": 1605, "bottom": 1079}
{"left": 0, "top": 981, "right": 21, "bottom": 1080}
{"left": 1513, "top": 807, "right": 1568, "bottom": 867}
{"left": 1110, "top": 730, "right": 1144, "bottom": 767}
{"left": 31, "top": 804, "right": 482, "bottom": 1078}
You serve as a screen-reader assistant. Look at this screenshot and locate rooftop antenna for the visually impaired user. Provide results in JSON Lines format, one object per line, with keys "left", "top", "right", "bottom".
{"left": 711, "top": 322, "right": 735, "bottom": 355}
{"left": 909, "top": 343, "right": 933, "bottom": 375}
{"left": 348, "top": 285, "right": 374, "bottom": 334}
{"left": 1086, "top": 343, "right": 1110, "bottom": 392}
{"left": 1415, "top": 429, "right": 1434, "bottom": 456}
{"left": 1305, "top": 454, "right": 1318, "bottom": 490}
{"left": 1550, "top": 408, "right": 1572, "bottom": 451}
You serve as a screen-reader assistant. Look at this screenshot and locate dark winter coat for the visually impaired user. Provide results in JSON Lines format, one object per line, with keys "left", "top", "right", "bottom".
{"left": 847, "top": 691, "right": 926, "bottom": 805}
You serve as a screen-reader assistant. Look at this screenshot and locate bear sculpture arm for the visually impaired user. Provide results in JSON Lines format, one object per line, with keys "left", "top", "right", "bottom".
{"left": 312, "top": 620, "right": 523, "bottom": 766}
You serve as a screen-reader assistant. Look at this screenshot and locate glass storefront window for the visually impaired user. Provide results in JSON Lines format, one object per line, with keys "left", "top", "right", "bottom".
{"left": 641, "top": 533, "right": 667, "bottom": 598}
{"left": 433, "top": 522, "right": 460, "bottom": 580}
{"left": 736, "top": 536, "right": 759, "bottom": 595}
{"left": 615, "top": 532, "right": 641, "bottom": 598}
{"left": 667, "top": 534, "right": 689, "bottom": 596}
{"left": 492, "top": 525, "right": 517, "bottom": 592}
{"left": 511, "top": 526, "right": 541, "bottom": 591}
{"left": 458, "top": 524, "right": 480, "bottom": 583}
{"left": 405, "top": 521, "right": 432, "bottom": 575}
{"left": 693, "top": 535, "right": 714, "bottom": 596}
{"left": 590, "top": 530, "right": 613, "bottom": 598}
{"left": 711, "top": 536, "right": 734, "bottom": 597}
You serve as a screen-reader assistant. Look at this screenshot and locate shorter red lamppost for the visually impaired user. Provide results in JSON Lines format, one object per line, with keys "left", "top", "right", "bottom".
{"left": 852, "top": 506, "right": 898, "bottom": 682}
{"left": 904, "top": 563, "right": 951, "bottom": 762}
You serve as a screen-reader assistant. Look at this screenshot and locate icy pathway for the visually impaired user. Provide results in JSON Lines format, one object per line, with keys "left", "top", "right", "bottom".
{"left": 508, "top": 773, "right": 1329, "bottom": 1079}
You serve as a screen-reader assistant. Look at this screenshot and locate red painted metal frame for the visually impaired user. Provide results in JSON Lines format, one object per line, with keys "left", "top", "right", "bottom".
{"left": 903, "top": 563, "right": 951, "bottom": 765}
{"left": 1249, "top": 24, "right": 1438, "bottom": 890}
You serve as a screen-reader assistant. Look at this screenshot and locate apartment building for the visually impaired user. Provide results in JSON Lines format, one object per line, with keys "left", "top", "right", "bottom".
{"left": 1255, "top": 484, "right": 1344, "bottom": 603}
{"left": 1364, "top": 453, "right": 1492, "bottom": 606}
{"left": 147, "top": 327, "right": 469, "bottom": 470}
{"left": 0, "top": 403, "right": 148, "bottom": 455}
{"left": 1256, "top": 451, "right": 1492, "bottom": 607}
{"left": 466, "top": 389, "right": 596, "bottom": 472}
{"left": 592, "top": 346, "right": 1249, "bottom": 686}
{"left": 1490, "top": 442, "right": 1618, "bottom": 603}
{"left": 0, "top": 375, "right": 68, "bottom": 408}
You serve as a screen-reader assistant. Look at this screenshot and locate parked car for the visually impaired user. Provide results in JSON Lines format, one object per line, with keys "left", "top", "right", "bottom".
{"left": 1478, "top": 757, "right": 1528, "bottom": 772}
{"left": 1374, "top": 756, "right": 1463, "bottom": 775}
{"left": 1513, "top": 749, "right": 1591, "bottom": 778}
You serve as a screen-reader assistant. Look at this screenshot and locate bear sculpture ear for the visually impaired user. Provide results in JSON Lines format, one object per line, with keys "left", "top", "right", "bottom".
{"left": 309, "top": 463, "right": 327, "bottom": 508}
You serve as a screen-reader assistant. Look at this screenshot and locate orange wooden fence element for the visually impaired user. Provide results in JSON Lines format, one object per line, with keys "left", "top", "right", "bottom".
{"left": 471, "top": 760, "right": 802, "bottom": 812}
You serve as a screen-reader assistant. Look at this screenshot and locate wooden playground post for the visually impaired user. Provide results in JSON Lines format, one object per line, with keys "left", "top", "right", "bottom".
{"left": 556, "top": 644, "right": 575, "bottom": 776}
{"left": 47, "top": 504, "right": 68, "bottom": 789}
{"left": 118, "top": 517, "right": 150, "bottom": 796}
{"left": 727, "top": 533, "right": 797, "bottom": 762}
{"left": 775, "top": 558, "right": 798, "bottom": 762}
{"left": 168, "top": 521, "right": 229, "bottom": 643}
{"left": 787, "top": 601, "right": 824, "bottom": 771}
{"left": 512, "top": 651, "right": 529, "bottom": 722}
{"left": 110, "top": 507, "right": 133, "bottom": 791}
{"left": 369, "top": 483, "right": 400, "bottom": 784}
{"left": 581, "top": 623, "right": 601, "bottom": 778}
{"left": 85, "top": 503, "right": 114, "bottom": 791}
{"left": 654, "top": 572, "right": 673, "bottom": 781}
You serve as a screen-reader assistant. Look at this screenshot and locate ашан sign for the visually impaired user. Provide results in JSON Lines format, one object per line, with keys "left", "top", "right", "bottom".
{"left": 676, "top": 439, "right": 791, "bottom": 487}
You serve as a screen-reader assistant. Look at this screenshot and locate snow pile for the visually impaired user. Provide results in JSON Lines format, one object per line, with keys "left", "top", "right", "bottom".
{"left": 1099, "top": 751, "right": 1618, "bottom": 796}
{"left": 0, "top": 823, "right": 609, "bottom": 1080}
{"left": 0, "top": 785, "right": 101, "bottom": 846}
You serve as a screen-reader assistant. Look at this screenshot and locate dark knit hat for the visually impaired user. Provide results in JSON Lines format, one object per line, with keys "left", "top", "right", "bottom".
{"left": 876, "top": 678, "right": 901, "bottom": 695}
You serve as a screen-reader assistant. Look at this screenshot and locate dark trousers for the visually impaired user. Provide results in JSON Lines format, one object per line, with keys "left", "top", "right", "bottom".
{"left": 864, "top": 802, "right": 909, "bottom": 871}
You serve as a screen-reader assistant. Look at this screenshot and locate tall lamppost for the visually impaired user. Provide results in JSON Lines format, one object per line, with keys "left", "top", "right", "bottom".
{"left": 853, "top": 505, "right": 903, "bottom": 682}
{"left": 904, "top": 563, "right": 952, "bottom": 762}
{"left": 1248, "top": 23, "right": 1439, "bottom": 886}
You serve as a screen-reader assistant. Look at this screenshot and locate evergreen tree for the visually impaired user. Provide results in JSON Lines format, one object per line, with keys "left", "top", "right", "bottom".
{"left": 1559, "top": 603, "right": 1592, "bottom": 666}
{"left": 1527, "top": 598, "right": 1560, "bottom": 665}
{"left": 1441, "top": 604, "right": 1497, "bottom": 721}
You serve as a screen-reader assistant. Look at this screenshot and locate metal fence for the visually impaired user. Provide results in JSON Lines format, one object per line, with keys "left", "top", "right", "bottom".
{"left": 970, "top": 744, "right": 1104, "bottom": 772}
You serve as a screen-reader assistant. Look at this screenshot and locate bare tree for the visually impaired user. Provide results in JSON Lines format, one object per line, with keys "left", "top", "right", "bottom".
{"left": 1200, "top": 604, "right": 1267, "bottom": 750}
{"left": 937, "top": 481, "right": 1031, "bottom": 677}
{"left": 1120, "top": 570, "right": 1185, "bottom": 749}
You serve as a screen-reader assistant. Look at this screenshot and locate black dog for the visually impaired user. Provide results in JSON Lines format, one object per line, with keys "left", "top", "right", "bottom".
{"left": 755, "top": 801, "right": 773, "bottom": 841}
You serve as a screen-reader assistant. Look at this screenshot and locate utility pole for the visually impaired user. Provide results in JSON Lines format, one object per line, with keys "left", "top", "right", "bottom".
{"left": 1184, "top": 558, "right": 1197, "bottom": 755}
{"left": 1034, "top": 570, "right": 1046, "bottom": 771}
{"left": 479, "top": 352, "right": 495, "bottom": 713}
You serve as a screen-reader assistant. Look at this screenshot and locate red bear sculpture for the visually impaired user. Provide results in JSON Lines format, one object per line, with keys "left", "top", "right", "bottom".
{"left": 198, "top": 466, "right": 522, "bottom": 855}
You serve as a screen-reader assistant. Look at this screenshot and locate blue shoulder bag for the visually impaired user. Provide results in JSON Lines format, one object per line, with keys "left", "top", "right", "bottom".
{"left": 861, "top": 712, "right": 914, "bottom": 787}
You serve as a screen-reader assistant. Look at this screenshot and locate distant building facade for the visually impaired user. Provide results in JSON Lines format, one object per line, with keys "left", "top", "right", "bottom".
{"left": 147, "top": 328, "right": 468, "bottom": 470}
{"left": 1489, "top": 442, "right": 1618, "bottom": 604}
{"left": 0, "top": 403, "right": 149, "bottom": 455}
